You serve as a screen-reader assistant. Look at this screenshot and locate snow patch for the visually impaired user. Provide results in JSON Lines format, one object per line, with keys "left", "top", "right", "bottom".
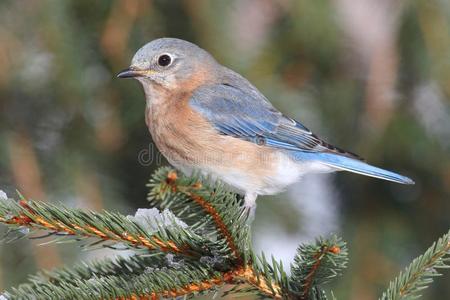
{"left": 0, "top": 190, "right": 7, "bottom": 201}
{"left": 166, "top": 253, "right": 184, "bottom": 269}
{"left": 199, "top": 250, "right": 225, "bottom": 267}
{"left": 19, "top": 227, "right": 30, "bottom": 235}
{"left": 127, "top": 208, "right": 187, "bottom": 233}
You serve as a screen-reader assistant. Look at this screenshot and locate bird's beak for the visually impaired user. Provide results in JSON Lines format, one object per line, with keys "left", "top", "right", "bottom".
{"left": 117, "top": 67, "right": 146, "bottom": 79}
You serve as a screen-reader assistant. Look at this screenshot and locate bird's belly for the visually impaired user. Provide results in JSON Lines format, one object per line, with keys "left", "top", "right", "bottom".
{"left": 166, "top": 147, "right": 333, "bottom": 196}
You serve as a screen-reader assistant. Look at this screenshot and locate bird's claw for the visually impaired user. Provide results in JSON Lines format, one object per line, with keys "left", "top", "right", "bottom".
{"left": 240, "top": 204, "right": 256, "bottom": 224}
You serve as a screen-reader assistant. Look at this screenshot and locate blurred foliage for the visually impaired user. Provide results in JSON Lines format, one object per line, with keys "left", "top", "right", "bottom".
{"left": 0, "top": 0, "right": 448, "bottom": 299}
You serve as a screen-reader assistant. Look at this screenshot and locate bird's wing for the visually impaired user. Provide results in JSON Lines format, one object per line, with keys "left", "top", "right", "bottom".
{"left": 189, "top": 83, "right": 361, "bottom": 159}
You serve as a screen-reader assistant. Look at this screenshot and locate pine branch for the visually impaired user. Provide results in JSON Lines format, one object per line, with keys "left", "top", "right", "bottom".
{"left": 16, "top": 167, "right": 450, "bottom": 300}
{"left": 379, "top": 230, "right": 450, "bottom": 300}
{"left": 5, "top": 253, "right": 283, "bottom": 300}
{"left": 147, "top": 169, "right": 285, "bottom": 299}
{"left": 147, "top": 168, "right": 250, "bottom": 263}
{"left": 6, "top": 254, "right": 282, "bottom": 300}
{"left": 29, "top": 255, "right": 165, "bottom": 287}
{"left": 0, "top": 168, "right": 354, "bottom": 300}
{"left": 5, "top": 258, "right": 228, "bottom": 300}
{"left": 0, "top": 197, "right": 221, "bottom": 258}
{"left": 0, "top": 170, "right": 288, "bottom": 300}
{"left": 232, "top": 264, "right": 284, "bottom": 299}
{"left": 289, "top": 236, "right": 348, "bottom": 299}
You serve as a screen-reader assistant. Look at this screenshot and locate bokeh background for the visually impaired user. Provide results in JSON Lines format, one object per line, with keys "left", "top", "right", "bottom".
{"left": 0, "top": 0, "right": 449, "bottom": 299}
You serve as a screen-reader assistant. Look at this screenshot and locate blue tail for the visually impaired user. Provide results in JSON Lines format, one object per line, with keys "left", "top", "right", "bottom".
{"left": 294, "top": 152, "right": 415, "bottom": 185}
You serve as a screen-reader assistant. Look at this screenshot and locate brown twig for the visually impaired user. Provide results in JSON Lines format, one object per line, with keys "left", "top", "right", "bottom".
{"left": 301, "top": 245, "right": 340, "bottom": 300}
{"left": 0, "top": 201, "right": 184, "bottom": 254}
{"left": 117, "top": 269, "right": 236, "bottom": 300}
{"left": 233, "top": 266, "right": 283, "bottom": 299}
{"left": 117, "top": 265, "right": 283, "bottom": 300}
{"left": 164, "top": 171, "right": 242, "bottom": 262}
{"left": 186, "top": 191, "right": 241, "bottom": 260}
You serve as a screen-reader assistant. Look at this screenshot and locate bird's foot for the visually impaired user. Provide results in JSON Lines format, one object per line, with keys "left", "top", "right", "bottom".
{"left": 240, "top": 205, "right": 256, "bottom": 224}
{"left": 240, "top": 193, "right": 257, "bottom": 224}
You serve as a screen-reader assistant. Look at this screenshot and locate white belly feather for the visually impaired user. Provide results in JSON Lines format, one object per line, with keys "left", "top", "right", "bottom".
{"left": 169, "top": 151, "right": 335, "bottom": 197}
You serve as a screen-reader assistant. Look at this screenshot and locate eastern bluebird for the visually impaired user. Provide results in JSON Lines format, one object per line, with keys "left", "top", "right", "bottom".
{"left": 118, "top": 38, "right": 414, "bottom": 212}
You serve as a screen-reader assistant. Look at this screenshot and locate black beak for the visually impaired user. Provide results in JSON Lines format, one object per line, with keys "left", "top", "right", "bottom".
{"left": 117, "top": 68, "right": 143, "bottom": 78}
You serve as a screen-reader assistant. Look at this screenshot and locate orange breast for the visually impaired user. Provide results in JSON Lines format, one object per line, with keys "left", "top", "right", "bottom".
{"left": 146, "top": 90, "right": 278, "bottom": 184}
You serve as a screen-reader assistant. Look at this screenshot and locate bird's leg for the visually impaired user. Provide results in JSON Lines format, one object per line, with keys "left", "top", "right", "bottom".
{"left": 241, "top": 192, "right": 257, "bottom": 223}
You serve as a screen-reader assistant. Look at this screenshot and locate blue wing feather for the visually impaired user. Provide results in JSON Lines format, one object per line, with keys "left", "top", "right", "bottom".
{"left": 189, "top": 82, "right": 414, "bottom": 185}
{"left": 190, "top": 83, "right": 356, "bottom": 157}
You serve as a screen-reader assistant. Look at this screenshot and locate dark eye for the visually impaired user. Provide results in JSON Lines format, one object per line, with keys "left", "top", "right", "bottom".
{"left": 157, "top": 54, "right": 172, "bottom": 67}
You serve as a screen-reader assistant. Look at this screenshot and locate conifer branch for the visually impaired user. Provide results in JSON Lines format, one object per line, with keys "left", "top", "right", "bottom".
{"left": 0, "top": 197, "right": 218, "bottom": 257}
{"left": 289, "top": 236, "right": 347, "bottom": 299}
{"left": 161, "top": 170, "right": 242, "bottom": 261}
{"left": 147, "top": 168, "right": 249, "bottom": 263}
{"left": 232, "top": 265, "right": 284, "bottom": 299}
{"left": 7, "top": 256, "right": 282, "bottom": 300}
{"left": 379, "top": 230, "right": 450, "bottom": 300}
{"left": 147, "top": 169, "right": 285, "bottom": 299}
{"left": 5, "top": 258, "right": 227, "bottom": 300}
{"left": 30, "top": 255, "right": 162, "bottom": 286}
{"left": 1, "top": 168, "right": 446, "bottom": 300}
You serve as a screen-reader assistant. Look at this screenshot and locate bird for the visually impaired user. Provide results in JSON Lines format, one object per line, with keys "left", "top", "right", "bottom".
{"left": 118, "top": 38, "right": 414, "bottom": 215}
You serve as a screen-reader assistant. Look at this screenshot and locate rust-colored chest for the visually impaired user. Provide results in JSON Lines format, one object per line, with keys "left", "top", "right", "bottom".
{"left": 142, "top": 83, "right": 278, "bottom": 190}
{"left": 145, "top": 90, "right": 214, "bottom": 165}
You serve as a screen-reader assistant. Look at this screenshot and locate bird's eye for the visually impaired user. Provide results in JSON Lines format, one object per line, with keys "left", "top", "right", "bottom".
{"left": 157, "top": 54, "right": 172, "bottom": 67}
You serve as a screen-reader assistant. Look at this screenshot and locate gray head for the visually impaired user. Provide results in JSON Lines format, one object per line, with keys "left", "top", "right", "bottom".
{"left": 117, "top": 38, "right": 218, "bottom": 90}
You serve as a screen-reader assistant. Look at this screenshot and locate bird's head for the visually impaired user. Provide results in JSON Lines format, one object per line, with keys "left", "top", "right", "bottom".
{"left": 118, "top": 38, "right": 218, "bottom": 93}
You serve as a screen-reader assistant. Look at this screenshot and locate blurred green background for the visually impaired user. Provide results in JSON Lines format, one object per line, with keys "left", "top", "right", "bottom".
{"left": 0, "top": 0, "right": 449, "bottom": 299}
